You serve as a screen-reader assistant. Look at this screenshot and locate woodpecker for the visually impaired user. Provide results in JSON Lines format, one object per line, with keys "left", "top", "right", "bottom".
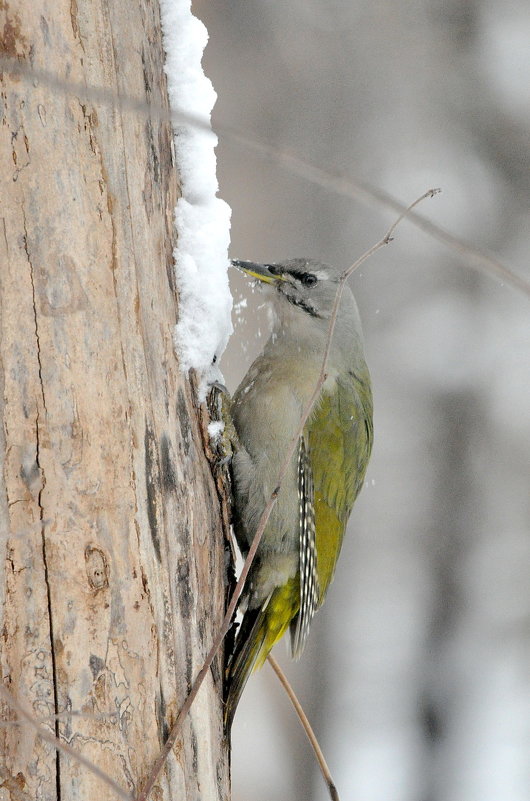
{"left": 224, "top": 258, "right": 373, "bottom": 729}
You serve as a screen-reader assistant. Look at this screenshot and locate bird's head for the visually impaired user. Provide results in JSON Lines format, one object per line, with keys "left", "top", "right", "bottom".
{"left": 231, "top": 258, "right": 341, "bottom": 321}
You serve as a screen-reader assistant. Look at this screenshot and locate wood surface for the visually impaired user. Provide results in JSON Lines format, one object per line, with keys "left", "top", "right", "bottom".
{"left": 0, "top": 1, "right": 228, "bottom": 799}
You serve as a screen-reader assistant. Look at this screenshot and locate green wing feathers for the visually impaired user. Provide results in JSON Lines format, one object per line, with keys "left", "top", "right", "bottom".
{"left": 225, "top": 368, "right": 372, "bottom": 730}
{"left": 307, "top": 369, "right": 373, "bottom": 600}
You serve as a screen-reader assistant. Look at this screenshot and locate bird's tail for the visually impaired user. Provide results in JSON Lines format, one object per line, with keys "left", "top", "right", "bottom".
{"left": 224, "top": 580, "right": 298, "bottom": 732}
{"left": 224, "top": 603, "right": 268, "bottom": 733}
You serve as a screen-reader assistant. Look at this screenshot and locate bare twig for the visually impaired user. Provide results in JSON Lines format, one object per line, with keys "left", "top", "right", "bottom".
{"left": 0, "top": 56, "right": 205, "bottom": 133}
{"left": 222, "top": 130, "right": 530, "bottom": 300}
{"left": 1, "top": 56, "right": 529, "bottom": 300}
{"left": 0, "top": 708, "right": 123, "bottom": 726}
{"left": 0, "top": 685, "right": 131, "bottom": 801}
{"left": 267, "top": 654, "right": 340, "bottom": 801}
{"left": 136, "top": 189, "right": 438, "bottom": 801}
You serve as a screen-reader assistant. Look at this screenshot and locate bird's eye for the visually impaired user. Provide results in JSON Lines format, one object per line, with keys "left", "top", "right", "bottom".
{"left": 301, "top": 273, "right": 318, "bottom": 287}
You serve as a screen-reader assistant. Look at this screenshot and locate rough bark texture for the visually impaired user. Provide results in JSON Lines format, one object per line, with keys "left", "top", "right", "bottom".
{"left": 0, "top": 1, "right": 228, "bottom": 800}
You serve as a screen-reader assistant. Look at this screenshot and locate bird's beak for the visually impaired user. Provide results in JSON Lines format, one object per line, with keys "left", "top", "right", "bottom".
{"left": 230, "top": 259, "right": 285, "bottom": 285}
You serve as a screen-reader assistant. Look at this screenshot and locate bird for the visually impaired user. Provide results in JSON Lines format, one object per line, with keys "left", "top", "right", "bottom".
{"left": 224, "top": 257, "right": 373, "bottom": 729}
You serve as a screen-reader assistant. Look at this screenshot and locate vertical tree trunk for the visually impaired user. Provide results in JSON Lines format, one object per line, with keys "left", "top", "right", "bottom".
{"left": 0, "top": 2, "right": 229, "bottom": 800}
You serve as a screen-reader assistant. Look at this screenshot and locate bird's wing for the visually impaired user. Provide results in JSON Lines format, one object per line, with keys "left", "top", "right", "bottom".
{"left": 290, "top": 435, "right": 320, "bottom": 658}
{"left": 307, "top": 369, "right": 373, "bottom": 600}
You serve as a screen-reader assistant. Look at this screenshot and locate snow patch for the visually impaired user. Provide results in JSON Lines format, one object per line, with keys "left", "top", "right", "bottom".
{"left": 207, "top": 420, "right": 225, "bottom": 441}
{"left": 159, "top": 0, "right": 233, "bottom": 391}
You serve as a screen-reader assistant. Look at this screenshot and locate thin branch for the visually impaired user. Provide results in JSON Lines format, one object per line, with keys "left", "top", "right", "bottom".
{"left": 0, "top": 708, "right": 123, "bottom": 726}
{"left": 223, "top": 129, "right": 530, "bottom": 300}
{"left": 1, "top": 56, "right": 529, "bottom": 300}
{"left": 0, "top": 685, "right": 131, "bottom": 801}
{"left": 136, "top": 189, "right": 437, "bottom": 801}
{"left": 267, "top": 655, "right": 340, "bottom": 801}
{"left": 0, "top": 56, "right": 205, "bottom": 133}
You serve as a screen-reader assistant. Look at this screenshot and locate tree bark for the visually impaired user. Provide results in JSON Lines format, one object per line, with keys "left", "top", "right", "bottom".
{"left": 0, "top": 2, "right": 228, "bottom": 800}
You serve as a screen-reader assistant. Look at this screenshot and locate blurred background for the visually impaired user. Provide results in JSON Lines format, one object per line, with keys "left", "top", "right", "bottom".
{"left": 195, "top": 1, "right": 530, "bottom": 800}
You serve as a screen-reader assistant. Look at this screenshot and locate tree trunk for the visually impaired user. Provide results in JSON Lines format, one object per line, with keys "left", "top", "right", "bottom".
{"left": 0, "top": 2, "right": 229, "bottom": 800}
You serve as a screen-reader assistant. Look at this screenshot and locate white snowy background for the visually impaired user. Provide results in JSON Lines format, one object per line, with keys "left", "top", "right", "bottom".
{"left": 190, "top": 1, "right": 528, "bottom": 800}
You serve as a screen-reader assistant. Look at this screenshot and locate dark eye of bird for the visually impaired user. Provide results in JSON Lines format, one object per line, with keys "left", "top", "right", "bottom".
{"left": 301, "top": 273, "right": 318, "bottom": 287}
{"left": 267, "top": 264, "right": 282, "bottom": 275}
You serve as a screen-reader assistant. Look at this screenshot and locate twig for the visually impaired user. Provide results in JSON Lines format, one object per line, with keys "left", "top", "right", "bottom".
{"left": 0, "top": 708, "right": 124, "bottom": 726}
{"left": 267, "top": 654, "right": 340, "bottom": 801}
{"left": 223, "top": 129, "right": 530, "bottom": 300}
{"left": 136, "top": 189, "right": 437, "bottom": 801}
{"left": 0, "top": 685, "right": 131, "bottom": 801}
{"left": 1, "top": 56, "right": 529, "bottom": 300}
{"left": 0, "top": 56, "right": 203, "bottom": 133}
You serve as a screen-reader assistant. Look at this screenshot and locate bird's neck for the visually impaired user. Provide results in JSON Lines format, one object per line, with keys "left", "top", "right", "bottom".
{"left": 268, "top": 305, "right": 364, "bottom": 378}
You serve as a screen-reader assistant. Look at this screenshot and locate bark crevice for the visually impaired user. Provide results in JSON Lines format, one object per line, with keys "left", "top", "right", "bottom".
{"left": 23, "top": 195, "right": 61, "bottom": 799}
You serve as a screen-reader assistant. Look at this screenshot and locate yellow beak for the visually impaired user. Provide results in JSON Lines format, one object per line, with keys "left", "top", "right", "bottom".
{"left": 230, "top": 260, "right": 286, "bottom": 285}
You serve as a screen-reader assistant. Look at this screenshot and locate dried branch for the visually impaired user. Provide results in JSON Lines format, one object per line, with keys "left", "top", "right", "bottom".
{"left": 0, "top": 56, "right": 202, "bottom": 132}
{"left": 0, "top": 708, "right": 126, "bottom": 727}
{"left": 222, "top": 130, "right": 530, "bottom": 300}
{"left": 136, "top": 189, "right": 438, "bottom": 801}
{"left": 267, "top": 654, "right": 340, "bottom": 801}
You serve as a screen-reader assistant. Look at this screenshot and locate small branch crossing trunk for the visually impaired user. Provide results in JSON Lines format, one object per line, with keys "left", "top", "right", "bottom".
{"left": 0, "top": 1, "right": 229, "bottom": 799}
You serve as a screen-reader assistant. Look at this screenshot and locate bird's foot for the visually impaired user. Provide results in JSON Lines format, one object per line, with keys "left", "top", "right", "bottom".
{"left": 206, "top": 382, "right": 240, "bottom": 469}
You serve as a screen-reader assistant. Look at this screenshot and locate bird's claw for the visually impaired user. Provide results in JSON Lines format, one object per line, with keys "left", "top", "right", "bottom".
{"left": 207, "top": 383, "right": 240, "bottom": 469}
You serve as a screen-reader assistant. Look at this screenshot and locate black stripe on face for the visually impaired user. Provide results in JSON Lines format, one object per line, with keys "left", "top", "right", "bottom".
{"left": 278, "top": 283, "right": 322, "bottom": 318}
{"left": 286, "top": 294, "right": 322, "bottom": 317}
